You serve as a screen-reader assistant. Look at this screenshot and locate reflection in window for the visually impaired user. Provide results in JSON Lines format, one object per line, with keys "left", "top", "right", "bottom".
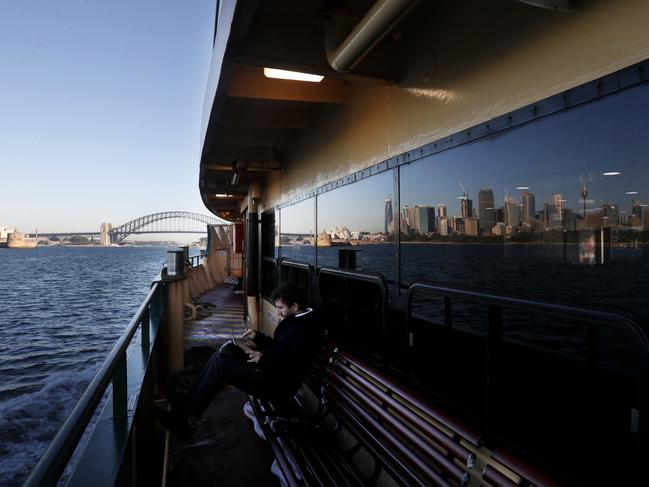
{"left": 317, "top": 172, "right": 396, "bottom": 282}
{"left": 279, "top": 198, "right": 315, "bottom": 265}
{"left": 400, "top": 81, "right": 649, "bottom": 327}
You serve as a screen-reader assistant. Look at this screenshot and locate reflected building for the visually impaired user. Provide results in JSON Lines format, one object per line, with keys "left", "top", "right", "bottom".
{"left": 601, "top": 203, "right": 619, "bottom": 227}
{"left": 438, "top": 217, "right": 449, "bottom": 236}
{"left": 522, "top": 190, "right": 536, "bottom": 223}
{"left": 496, "top": 207, "right": 505, "bottom": 224}
{"left": 384, "top": 195, "right": 394, "bottom": 234}
{"left": 562, "top": 209, "right": 577, "bottom": 231}
{"left": 460, "top": 192, "right": 473, "bottom": 219}
{"left": 504, "top": 196, "right": 520, "bottom": 231}
{"left": 401, "top": 205, "right": 413, "bottom": 234}
{"left": 464, "top": 217, "right": 479, "bottom": 236}
{"left": 644, "top": 207, "right": 649, "bottom": 230}
{"left": 544, "top": 196, "right": 563, "bottom": 230}
{"left": 479, "top": 188, "right": 495, "bottom": 233}
{"left": 586, "top": 211, "right": 603, "bottom": 228}
{"left": 413, "top": 205, "right": 435, "bottom": 234}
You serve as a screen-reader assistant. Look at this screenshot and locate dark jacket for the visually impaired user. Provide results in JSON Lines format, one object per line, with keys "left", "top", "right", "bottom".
{"left": 252, "top": 309, "right": 322, "bottom": 396}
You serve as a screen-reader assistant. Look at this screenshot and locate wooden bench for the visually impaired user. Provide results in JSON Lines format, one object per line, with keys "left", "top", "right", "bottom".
{"left": 224, "top": 275, "right": 241, "bottom": 289}
{"left": 251, "top": 349, "right": 559, "bottom": 487}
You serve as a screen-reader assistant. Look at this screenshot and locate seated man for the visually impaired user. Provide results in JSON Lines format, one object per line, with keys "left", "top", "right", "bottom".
{"left": 157, "top": 282, "right": 322, "bottom": 438}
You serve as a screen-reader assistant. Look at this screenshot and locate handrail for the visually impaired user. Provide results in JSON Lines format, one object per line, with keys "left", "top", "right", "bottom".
{"left": 278, "top": 257, "right": 311, "bottom": 272}
{"left": 318, "top": 266, "right": 389, "bottom": 341}
{"left": 405, "top": 282, "right": 649, "bottom": 444}
{"left": 279, "top": 258, "right": 314, "bottom": 305}
{"left": 406, "top": 282, "right": 649, "bottom": 343}
{"left": 24, "top": 282, "right": 162, "bottom": 486}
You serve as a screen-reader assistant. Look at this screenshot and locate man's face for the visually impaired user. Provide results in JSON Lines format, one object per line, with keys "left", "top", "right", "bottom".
{"left": 275, "top": 299, "right": 298, "bottom": 319}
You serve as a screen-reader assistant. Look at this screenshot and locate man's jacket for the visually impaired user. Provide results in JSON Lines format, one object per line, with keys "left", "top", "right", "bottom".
{"left": 252, "top": 309, "right": 322, "bottom": 396}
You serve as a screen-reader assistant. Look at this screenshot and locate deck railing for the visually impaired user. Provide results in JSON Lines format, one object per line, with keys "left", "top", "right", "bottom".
{"left": 405, "top": 281, "right": 649, "bottom": 480}
{"left": 24, "top": 281, "right": 165, "bottom": 486}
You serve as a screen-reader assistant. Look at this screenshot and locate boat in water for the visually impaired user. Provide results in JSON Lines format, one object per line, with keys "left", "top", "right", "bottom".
{"left": 25, "top": 1, "right": 649, "bottom": 486}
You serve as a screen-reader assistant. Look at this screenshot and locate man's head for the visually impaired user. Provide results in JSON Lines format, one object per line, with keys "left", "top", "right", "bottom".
{"left": 271, "top": 283, "right": 307, "bottom": 319}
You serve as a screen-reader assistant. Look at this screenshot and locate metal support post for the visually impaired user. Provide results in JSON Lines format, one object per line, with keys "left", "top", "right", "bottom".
{"left": 113, "top": 352, "right": 128, "bottom": 420}
{"left": 167, "top": 280, "right": 185, "bottom": 373}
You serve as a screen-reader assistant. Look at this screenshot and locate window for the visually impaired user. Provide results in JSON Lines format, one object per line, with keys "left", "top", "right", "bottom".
{"left": 279, "top": 198, "right": 315, "bottom": 265}
{"left": 317, "top": 171, "right": 396, "bottom": 283}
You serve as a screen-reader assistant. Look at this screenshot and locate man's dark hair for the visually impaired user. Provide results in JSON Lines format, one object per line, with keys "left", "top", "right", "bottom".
{"left": 271, "top": 282, "right": 307, "bottom": 309}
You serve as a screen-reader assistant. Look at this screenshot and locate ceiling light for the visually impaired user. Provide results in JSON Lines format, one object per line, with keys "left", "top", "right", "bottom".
{"left": 516, "top": 186, "right": 529, "bottom": 190}
{"left": 603, "top": 171, "right": 621, "bottom": 176}
{"left": 214, "top": 193, "right": 235, "bottom": 198}
{"left": 263, "top": 68, "right": 324, "bottom": 82}
{"left": 625, "top": 191, "right": 639, "bottom": 195}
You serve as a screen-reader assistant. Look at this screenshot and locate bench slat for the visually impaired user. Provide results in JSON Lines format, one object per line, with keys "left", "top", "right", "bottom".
{"left": 491, "top": 450, "right": 559, "bottom": 487}
{"left": 329, "top": 391, "right": 435, "bottom": 487}
{"left": 330, "top": 387, "right": 458, "bottom": 486}
{"left": 329, "top": 374, "right": 468, "bottom": 486}
{"left": 338, "top": 352, "right": 482, "bottom": 447}
{"left": 332, "top": 359, "right": 474, "bottom": 465}
{"left": 482, "top": 465, "right": 518, "bottom": 487}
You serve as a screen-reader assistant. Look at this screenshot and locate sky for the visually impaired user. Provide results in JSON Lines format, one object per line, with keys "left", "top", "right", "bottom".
{"left": 0, "top": 0, "right": 216, "bottom": 235}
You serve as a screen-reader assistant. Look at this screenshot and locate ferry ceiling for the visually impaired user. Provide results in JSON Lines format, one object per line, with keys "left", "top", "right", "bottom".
{"left": 199, "top": 0, "right": 594, "bottom": 221}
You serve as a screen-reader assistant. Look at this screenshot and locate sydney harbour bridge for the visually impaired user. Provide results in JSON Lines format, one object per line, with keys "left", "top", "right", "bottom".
{"left": 36, "top": 211, "right": 230, "bottom": 245}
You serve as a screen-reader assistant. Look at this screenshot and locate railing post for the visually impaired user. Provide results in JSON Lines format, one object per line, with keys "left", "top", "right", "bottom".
{"left": 444, "top": 297, "right": 453, "bottom": 328}
{"left": 165, "top": 250, "right": 187, "bottom": 373}
{"left": 113, "top": 352, "right": 128, "bottom": 420}
{"left": 141, "top": 307, "right": 150, "bottom": 350}
{"left": 485, "top": 304, "right": 502, "bottom": 439}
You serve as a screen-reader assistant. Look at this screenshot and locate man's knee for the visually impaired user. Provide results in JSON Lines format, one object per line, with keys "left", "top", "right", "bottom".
{"left": 205, "top": 351, "right": 224, "bottom": 373}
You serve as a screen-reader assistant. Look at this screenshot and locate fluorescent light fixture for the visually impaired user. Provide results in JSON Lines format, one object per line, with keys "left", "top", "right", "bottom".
{"left": 625, "top": 191, "right": 639, "bottom": 195}
{"left": 263, "top": 68, "right": 324, "bottom": 82}
{"left": 516, "top": 186, "right": 529, "bottom": 190}
{"left": 214, "top": 193, "right": 234, "bottom": 198}
{"left": 603, "top": 171, "right": 621, "bottom": 176}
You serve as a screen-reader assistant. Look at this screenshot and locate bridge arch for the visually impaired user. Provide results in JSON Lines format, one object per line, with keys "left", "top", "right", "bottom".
{"left": 109, "top": 211, "right": 229, "bottom": 243}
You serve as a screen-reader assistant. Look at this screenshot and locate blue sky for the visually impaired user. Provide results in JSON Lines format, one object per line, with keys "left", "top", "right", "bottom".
{"left": 0, "top": 0, "right": 215, "bottom": 234}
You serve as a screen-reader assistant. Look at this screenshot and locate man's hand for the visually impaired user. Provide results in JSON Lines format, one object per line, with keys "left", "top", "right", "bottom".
{"left": 241, "top": 329, "right": 257, "bottom": 340}
{"left": 247, "top": 350, "right": 263, "bottom": 363}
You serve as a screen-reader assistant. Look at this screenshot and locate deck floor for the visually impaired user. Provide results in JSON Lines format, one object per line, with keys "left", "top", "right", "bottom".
{"left": 168, "top": 285, "right": 278, "bottom": 487}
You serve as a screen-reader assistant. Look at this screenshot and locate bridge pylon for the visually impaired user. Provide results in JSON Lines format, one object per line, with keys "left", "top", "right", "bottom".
{"left": 100, "top": 223, "right": 113, "bottom": 246}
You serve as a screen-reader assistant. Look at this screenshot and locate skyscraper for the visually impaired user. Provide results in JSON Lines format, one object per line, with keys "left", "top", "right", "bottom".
{"left": 437, "top": 204, "right": 447, "bottom": 218}
{"left": 522, "top": 190, "right": 535, "bottom": 223}
{"left": 414, "top": 205, "right": 435, "bottom": 234}
{"left": 504, "top": 196, "right": 520, "bottom": 231}
{"left": 478, "top": 188, "right": 495, "bottom": 233}
{"left": 384, "top": 195, "right": 394, "bottom": 234}
{"left": 601, "top": 203, "right": 619, "bottom": 227}
{"left": 553, "top": 194, "right": 564, "bottom": 227}
{"left": 460, "top": 192, "right": 473, "bottom": 219}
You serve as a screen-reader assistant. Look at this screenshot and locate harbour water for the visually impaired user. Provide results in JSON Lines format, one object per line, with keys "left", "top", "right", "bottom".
{"left": 0, "top": 246, "right": 194, "bottom": 486}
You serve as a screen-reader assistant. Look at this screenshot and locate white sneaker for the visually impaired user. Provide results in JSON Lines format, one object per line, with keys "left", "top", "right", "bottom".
{"left": 270, "top": 459, "right": 289, "bottom": 487}
{"left": 243, "top": 401, "right": 266, "bottom": 441}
